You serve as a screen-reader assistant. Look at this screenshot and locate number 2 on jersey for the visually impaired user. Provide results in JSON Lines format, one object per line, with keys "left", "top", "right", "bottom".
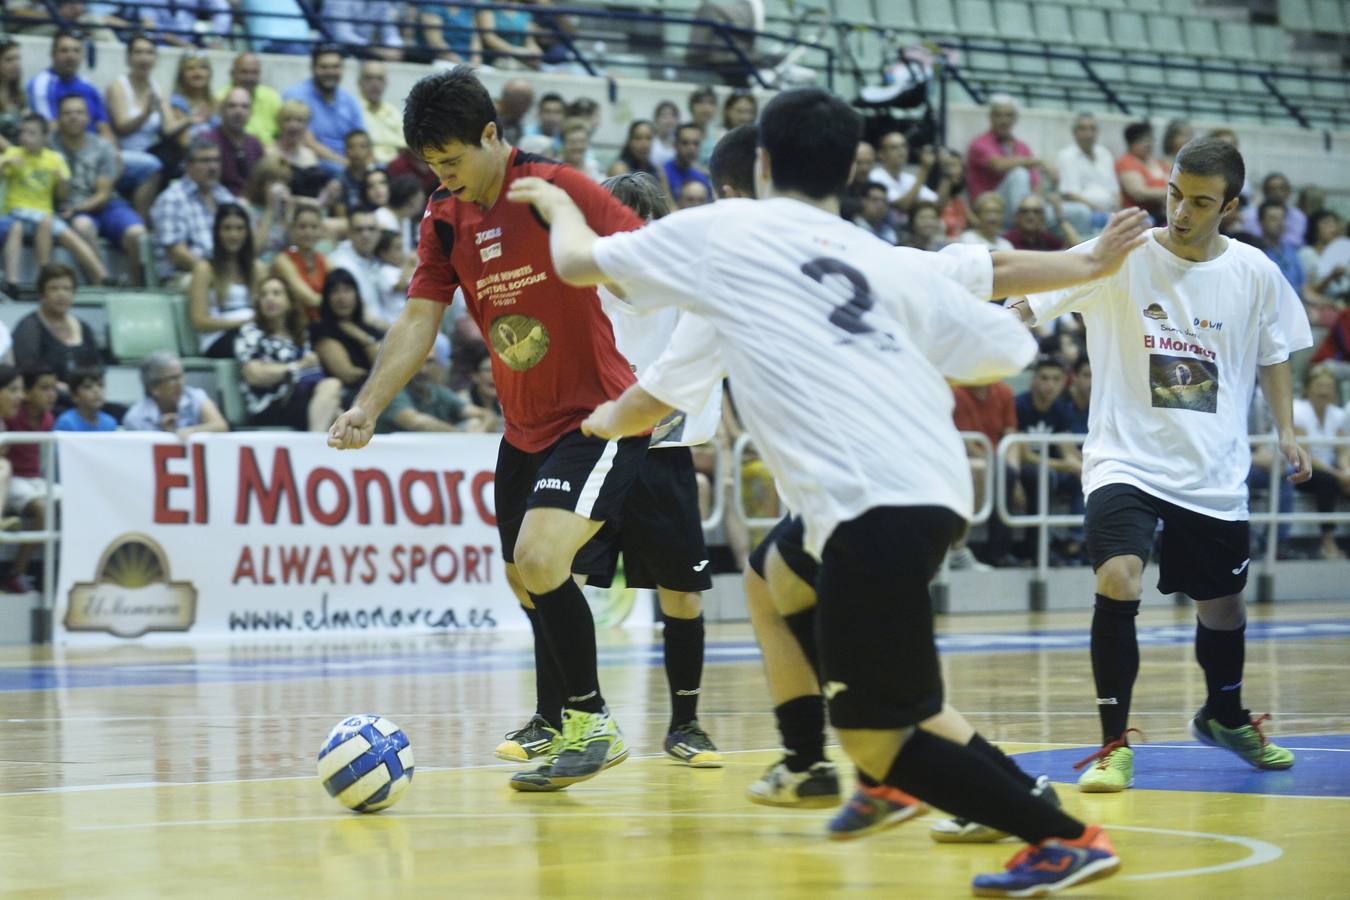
{"left": 801, "top": 258, "right": 875, "bottom": 335}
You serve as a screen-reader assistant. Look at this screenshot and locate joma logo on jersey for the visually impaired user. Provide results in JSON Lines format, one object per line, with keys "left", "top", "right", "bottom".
{"left": 475, "top": 227, "right": 502, "bottom": 245}
{"left": 534, "top": 477, "right": 571, "bottom": 493}
{"left": 480, "top": 242, "right": 502, "bottom": 262}
{"left": 1192, "top": 317, "right": 1223, "bottom": 331}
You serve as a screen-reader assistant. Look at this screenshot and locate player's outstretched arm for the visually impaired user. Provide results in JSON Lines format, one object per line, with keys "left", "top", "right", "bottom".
{"left": 328, "top": 297, "right": 444, "bottom": 450}
{"left": 990, "top": 208, "right": 1150, "bottom": 297}
{"left": 581, "top": 386, "right": 674, "bottom": 441}
{"left": 1258, "top": 360, "right": 1313, "bottom": 484}
{"left": 506, "top": 176, "right": 611, "bottom": 287}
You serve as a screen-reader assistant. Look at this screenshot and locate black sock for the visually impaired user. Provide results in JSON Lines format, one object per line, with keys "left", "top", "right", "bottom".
{"left": 523, "top": 605, "right": 565, "bottom": 730}
{"left": 662, "top": 614, "right": 705, "bottom": 729}
{"left": 886, "top": 730, "right": 1085, "bottom": 845}
{"left": 1090, "top": 594, "right": 1140, "bottom": 744}
{"left": 1196, "top": 618, "right": 1247, "bottom": 728}
{"left": 529, "top": 580, "right": 604, "bottom": 714}
{"left": 858, "top": 770, "right": 880, "bottom": 788}
{"left": 782, "top": 608, "right": 820, "bottom": 676}
{"left": 775, "top": 695, "right": 826, "bottom": 772}
{"left": 968, "top": 733, "right": 1036, "bottom": 790}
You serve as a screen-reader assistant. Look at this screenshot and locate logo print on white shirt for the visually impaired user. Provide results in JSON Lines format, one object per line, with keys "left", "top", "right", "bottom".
{"left": 1143, "top": 303, "right": 1168, "bottom": 321}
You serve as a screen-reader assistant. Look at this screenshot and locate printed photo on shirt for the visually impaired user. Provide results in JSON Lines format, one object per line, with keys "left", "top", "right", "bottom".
{"left": 1149, "top": 354, "right": 1218, "bottom": 413}
{"left": 490, "top": 314, "right": 550, "bottom": 371}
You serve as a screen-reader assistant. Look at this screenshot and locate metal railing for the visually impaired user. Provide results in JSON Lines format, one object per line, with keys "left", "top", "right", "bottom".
{"left": 0, "top": 434, "right": 60, "bottom": 643}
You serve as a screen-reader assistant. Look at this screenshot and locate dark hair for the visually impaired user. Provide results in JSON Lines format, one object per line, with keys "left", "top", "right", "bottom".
{"left": 565, "top": 97, "right": 598, "bottom": 119}
{"left": 1262, "top": 172, "right": 1289, "bottom": 191}
{"left": 388, "top": 174, "right": 424, "bottom": 210}
{"left": 862, "top": 182, "right": 888, "bottom": 198}
{"left": 311, "top": 42, "right": 343, "bottom": 66}
{"left": 538, "top": 92, "right": 565, "bottom": 109}
{"left": 20, "top": 111, "right": 48, "bottom": 132}
{"left": 126, "top": 32, "right": 157, "bottom": 56}
{"left": 654, "top": 99, "right": 678, "bottom": 121}
{"left": 1162, "top": 118, "right": 1191, "bottom": 156}
{"left": 319, "top": 268, "right": 364, "bottom": 325}
{"left": 22, "top": 363, "right": 56, "bottom": 390}
{"left": 68, "top": 365, "right": 105, "bottom": 393}
{"left": 758, "top": 88, "right": 861, "bottom": 200}
{"left": 602, "top": 172, "right": 670, "bottom": 221}
{"left": 348, "top": 204, "right": 378, "bottom": 223}
{"left": 1258, "top": 200, "right": 1286, "bottom": 221}
{"left": 1073, "top": 355, "right": 1091, "bottom": 375}
{"left": 688, "top": 85, "right": 717, "bottom": 111}
{"left": 675, "top": 122, "right": 704, "bottom": 142}
{"left": 344, "top": 128, "right": 371, "bottom": 146}
{"left": 56, "top": 93, "right": 88, "bottom": 113}
{"left": 359, "top": 168, "right": 390, "bottom": 208}
{"left": 1175, "top": 137, "right": 1245, "bottom": 204}
{"left": 927, "top": 146, "right": 965, "bottom": 194}
{"left": 911, "top": 199, "right": 941, "bottom": 218}
{"left": 1123, "top": 121, "right": 1152, "bottom": 146}
{"left": 51, "top": 28, "right": 83, "bottom": 54}
{"left": 721, "top": 90, "right": 757, "bottom": 128}
{"left": 1034, "top": 354, "right": 1068, "bottom": 374}
{"left": 211, "top": 202, "right": 256, "bottom": 288}
{"left": 0, "top": 365, "right": 19, "bottom": 392}
{"left": 709, "top": 123, "right": 757, "bottom": 198}
{"left": 403, "top": 67, "right": 498, "bottom": 153}
{"left": 37, "top": 263, "right": 76, "bottom": 294}
{"left": 1306, "top": 209, "right": 1343, "bottom": 246}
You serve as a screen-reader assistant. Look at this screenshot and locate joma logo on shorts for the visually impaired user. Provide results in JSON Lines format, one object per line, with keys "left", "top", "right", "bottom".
{"left": 534, "top": 478, "right": 571, "bottom": 492}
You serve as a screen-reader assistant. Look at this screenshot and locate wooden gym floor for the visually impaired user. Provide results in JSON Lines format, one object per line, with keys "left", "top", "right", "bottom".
{"left": 1, "top": 601, "right": 1347, "bottom": 898}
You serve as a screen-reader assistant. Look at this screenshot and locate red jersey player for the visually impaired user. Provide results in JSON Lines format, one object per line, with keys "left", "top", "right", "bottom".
{"left": 328, "top": 68, "right": 646, "bottom": 792}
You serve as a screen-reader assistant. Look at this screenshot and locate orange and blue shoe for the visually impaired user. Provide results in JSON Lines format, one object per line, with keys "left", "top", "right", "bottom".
{"left": 825, "top": 782, "right": 928, "bottom": 841}
{"left": 972, "top": 824, "right": 1120, "bottom": 897}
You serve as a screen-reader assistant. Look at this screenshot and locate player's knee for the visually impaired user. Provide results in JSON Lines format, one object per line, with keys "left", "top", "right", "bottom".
{"left": 505, "top": 564, "right": 533, "bottom": 607}
{"left": 767, "top": 561, "right": 815, "bottom": 617}
{"left": 1196, "top": 594, "right": 1246, "bottom": 630}
{"left": 513, "top": 541, "right": 571, "bottom": 594}
{"left": 1096, "top": 557, "right": 1141, "bottom": 600}
{"left": 658, "top": 589, "right": 701, "bottom": 619}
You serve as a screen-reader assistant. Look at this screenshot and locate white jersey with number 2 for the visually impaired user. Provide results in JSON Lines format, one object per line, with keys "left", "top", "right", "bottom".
{"left": 592, "top": 197, "right": 1035, "bottom": 557}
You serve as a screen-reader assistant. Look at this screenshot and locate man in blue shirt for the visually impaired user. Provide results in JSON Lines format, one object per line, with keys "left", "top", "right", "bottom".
{"left": 1014, "top": 355, "right": 1083, "bottom": 561}
{"left": 661, "top": 123, "right": 712, "bottom": 202}
{"left": 53, "top": 367, "right": 118, "bottom": 432}
{"left": 282, "top": 44, "right": 365, "bottom": 175}
{"left": 1257, "top": 201, "right": 1304, "bottom": 292}
{"left": 26, "top": 31, "right": 114, "bottom": 142}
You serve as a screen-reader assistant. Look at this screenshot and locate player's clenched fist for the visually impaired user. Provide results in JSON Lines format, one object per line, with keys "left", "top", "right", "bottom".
{"left": 328, "top": 407, "right": 375, "bottom": 450}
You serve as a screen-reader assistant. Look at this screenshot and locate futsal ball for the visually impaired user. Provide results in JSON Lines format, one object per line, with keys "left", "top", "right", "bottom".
{"left": 317, "top": 714, "right": 415, "bottom": 813}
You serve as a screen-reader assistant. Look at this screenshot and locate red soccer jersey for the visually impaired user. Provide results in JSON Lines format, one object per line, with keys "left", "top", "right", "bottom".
{"left": 408, "top": 150, "right": 644, "bottom": 452}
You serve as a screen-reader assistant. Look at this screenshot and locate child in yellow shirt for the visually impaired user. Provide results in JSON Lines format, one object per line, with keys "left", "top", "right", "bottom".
{"left": 1, "top": 113, "right": 110, "bottom": 295}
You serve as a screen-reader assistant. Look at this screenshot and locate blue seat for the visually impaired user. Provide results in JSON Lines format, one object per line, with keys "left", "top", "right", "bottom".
{"left": 913, "top": 0, "right": 958, "bottom": 33}
{"left": 876, "top": 0, "right": 916, "bottom": 29}
{"left": 1069, "top": 7, "right": 1112, "bottom": 48}
{"left": 1109, "top": 10, "right": 1151, "bottom": 51}
{"left": 1146, "top": 14, "right": 1188, "bottom": 55}
{"left": 1181, "top": 17, "right": 1220, "bottom": 57}
{"left": 954, "top": 0, "right": 998, "bottom": 38}
{"left": 832, "top": 0, "right": 875, "bottom": 24}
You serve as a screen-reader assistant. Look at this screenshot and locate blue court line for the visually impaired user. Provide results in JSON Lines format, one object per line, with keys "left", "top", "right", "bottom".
{"left": 1012, "top": 734, "right": 1350, "bottom": 798}
{"left": 2, "top": 618, "right": 1347, "bottom": 693}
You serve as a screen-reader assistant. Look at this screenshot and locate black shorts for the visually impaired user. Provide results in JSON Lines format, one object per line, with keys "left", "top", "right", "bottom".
{"left": 816, "top": 505, "right": 964, "bottom": 730}
{"left": 495, "top": 430, "right": 649, "bottom": 576}
{"left": 1085, "top": 482, "right": 1250, "bottom": 601}
{"left": 746, "top": 514, "right": 819, "bottom": 585}
{"left": 581, "top": 446, "right": 713, "bottom": 593}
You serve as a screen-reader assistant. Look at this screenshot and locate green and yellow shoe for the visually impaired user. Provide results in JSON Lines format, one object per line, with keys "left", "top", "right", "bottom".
{"left": 1190, "top": 709, "right": 1295, "bottom": 770}
{"left": 1074, "top": 729, "right": 1142, "bottom": 793}
{"left": 509, "top": 706, "right": 627, "bottom": 792}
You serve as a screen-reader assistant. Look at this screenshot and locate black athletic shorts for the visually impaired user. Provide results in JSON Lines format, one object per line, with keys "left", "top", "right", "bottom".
{"left": 495, "top": 430, "right": 649, "bottom": 576}
{"left": 1085, "top": 482, "right": 1250, "bottom": 601}
{"left": 746, "top": 514, "right": 820, "bottom": 585}
{"left": 816, "top": 505, "right": 964, "bottom": 730}
{"left": 582, "top": 446, "right": 713, "bottom": 593}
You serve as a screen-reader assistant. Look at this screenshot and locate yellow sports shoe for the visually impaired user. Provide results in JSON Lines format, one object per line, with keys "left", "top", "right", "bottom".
{"left": 493, "top": 714, "right": 561, "bottom": 762}
{"left": 1074, "top": 729, "right": 1143, "bottom": 793}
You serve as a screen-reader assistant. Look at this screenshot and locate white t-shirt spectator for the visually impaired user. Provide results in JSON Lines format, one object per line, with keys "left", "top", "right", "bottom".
{"left": 868, "top": 164, "right": 938, "bottom": 207}
{"left": 1293, "top": 398, "right": 1348, "bottom": 469}
{"left": 593, "top": 197, "right": 1036, "bottom": 556}
{"left": 1024, "top": 230, "right": 1313, "bottom": 520}
{"left": 1055, "top": 142, "right": 1118, "bottom": 211}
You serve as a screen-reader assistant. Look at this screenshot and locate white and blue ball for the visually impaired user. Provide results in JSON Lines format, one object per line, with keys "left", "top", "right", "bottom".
{"left": 317, "top": 714, "right": 414, "bottom": 812}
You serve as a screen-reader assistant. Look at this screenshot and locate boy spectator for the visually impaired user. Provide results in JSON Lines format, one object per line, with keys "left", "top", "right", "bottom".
{"left": 53, "top": 365, "right": 116, "bottom": 431}
{"left": 281, "top": 44, "right": 364, "bottom": 168}
{"left": 524, "top": 92, "right": 567, "bottom": 152}
{"left": 663, "top": 123, "right": 712, "bottom": 201}
{"left": 1014, "top": 355, "right": 1083, "bottom": 560}
{"left": 121, "top": 351, "right": 229, "bottom": 438}
{"left": 869, "top": 130, "right": 937, "bottom": 217}
{"left": 356, "top": 61, "right": 405, "bottom": 164}
{"left": 1, "top": 112, "right": 111, "bottom": 290}
{"left": 219, "top": 52, "right": 282, "bottom": 145}
{"left": 51, "top": 94, "right": 147, "bottom": 286}
{"left": 149, "top": 137, "right": 237, "bottom": 283}
{"left": 4, "top": 364, "right": 59, "bottom": 594}
{"left": 206, "top": 88, "right": 264, "bottom": 196}
{"left": 26, "top": 31, "right": 114, "bottom": 142}
{"left": 338, "top": 130, "right": 378, "bottom": 212}
{"left": 853, "top": 182, "right": 896, "bottom": 244}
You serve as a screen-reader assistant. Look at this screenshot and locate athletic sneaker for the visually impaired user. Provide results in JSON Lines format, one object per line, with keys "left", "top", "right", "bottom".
{"left": 947, "top": 545, "right": 992, "bottom": 572}
{"left": 1190, "top": 709, "right": 1295, "bottom": 770}
{"left": 494, "top": 715, "right": 561, "bottom": 763}
{"left": 746, "top": 760, "right": 840, "bottom": 808}
{"left": 508, "top": 707, "right": 627, "bottom": 792}
{"left": 826, "top": 782, "right": 928, "bottom": 840}
{"left": 931, "top": 775, "right": 1060, "bottom": 844}
{"left": 972, "top": 825, "right": 1120, "bottom": 897}
{"left": 1074, "top": 729, "right": 1142, "bottom": 793}
{"left": 664, "top": 720, "right": 724, "bottom": 768}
